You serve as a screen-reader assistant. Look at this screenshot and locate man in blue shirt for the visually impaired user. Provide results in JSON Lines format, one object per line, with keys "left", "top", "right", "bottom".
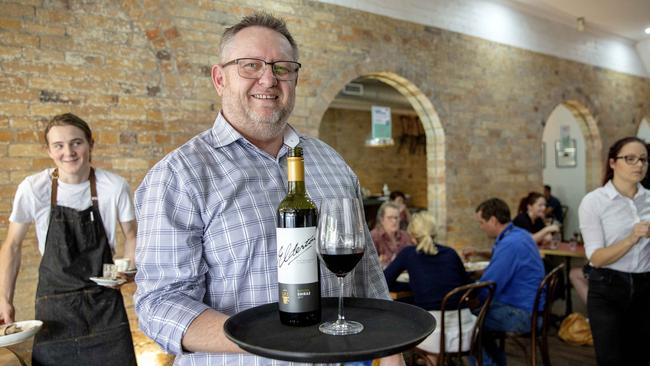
{"left": 473, "top": 198, "right": 545, "bottom": 366}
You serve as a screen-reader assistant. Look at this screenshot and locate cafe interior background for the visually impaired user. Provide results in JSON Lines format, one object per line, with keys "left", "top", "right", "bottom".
{"left": 1, "top": 0, "right": 649, "bottom": 364}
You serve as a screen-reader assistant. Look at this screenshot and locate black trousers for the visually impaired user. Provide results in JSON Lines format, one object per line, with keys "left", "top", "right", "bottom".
{"left": 588, "top": 267, "right": 650, "bottom": 366}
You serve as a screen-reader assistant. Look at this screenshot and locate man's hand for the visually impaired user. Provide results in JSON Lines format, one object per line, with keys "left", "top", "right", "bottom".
{"left": 0, "top": 299, "right": 15, "bottom": 324}
{"left": 461, "top": 246, "right": 477, "bottom": 261}
{"left": 462, "top": 246, "right": 491, "bottom": 261}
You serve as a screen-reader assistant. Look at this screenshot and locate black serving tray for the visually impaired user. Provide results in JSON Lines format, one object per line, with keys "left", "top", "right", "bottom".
{"left": 223, "top": 297, "right": 436, "bottom": 363}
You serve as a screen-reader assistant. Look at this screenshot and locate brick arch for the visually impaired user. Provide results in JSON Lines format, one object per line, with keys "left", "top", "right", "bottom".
{"left": 309, "top": 69, "right": 447, "bottom": 237}
{"left": 544, "top": 100, "right": 602, "bottom": 191}
{"left": 634, "top": 109, "right": 650, "bottom": 135}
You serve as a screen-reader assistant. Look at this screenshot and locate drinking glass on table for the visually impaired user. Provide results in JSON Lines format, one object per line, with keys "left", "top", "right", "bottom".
{"left": 550, "top": 231, "right": 561, "bottom": 249}
{"left": 316, "top": 197, "right": 366, "bottom": 335}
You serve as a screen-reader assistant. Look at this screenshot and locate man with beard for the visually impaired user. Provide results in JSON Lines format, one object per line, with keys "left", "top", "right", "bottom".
{"left": 134, "top": 13, "right": 402, "bottom": 366}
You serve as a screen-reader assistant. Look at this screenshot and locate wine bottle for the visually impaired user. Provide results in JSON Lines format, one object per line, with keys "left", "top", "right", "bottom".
{"left": 276, "top": 146, "right": 320, "bottom": 326}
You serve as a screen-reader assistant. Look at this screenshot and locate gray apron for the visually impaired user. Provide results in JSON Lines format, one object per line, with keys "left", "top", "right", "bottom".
{"left": 32, "top": 168, "right": 137, "bottom": 366}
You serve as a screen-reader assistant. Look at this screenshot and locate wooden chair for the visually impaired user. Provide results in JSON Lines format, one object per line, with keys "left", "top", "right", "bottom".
{"left": 496, "top": 263, "right": 565, "bottom": 366}
{"left": 409, "top": 280, "right": 496, "bottom": 366}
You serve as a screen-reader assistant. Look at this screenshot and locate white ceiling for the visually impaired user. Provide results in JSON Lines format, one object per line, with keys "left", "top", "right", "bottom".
{"left": 508, "top": 0, "right": 650, "bottom": 41}
{"left": 318, "top": 0, "right": 650, "bottom": 77}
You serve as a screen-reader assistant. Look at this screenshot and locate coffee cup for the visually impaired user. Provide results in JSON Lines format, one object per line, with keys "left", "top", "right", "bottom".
{"left": 114, "top": 258, "right": 131, "bottom": 272}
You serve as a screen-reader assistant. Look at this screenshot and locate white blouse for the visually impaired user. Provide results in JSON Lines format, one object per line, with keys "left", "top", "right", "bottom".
{"left": 578, "top": 180, "right": 650, "bottom": 273}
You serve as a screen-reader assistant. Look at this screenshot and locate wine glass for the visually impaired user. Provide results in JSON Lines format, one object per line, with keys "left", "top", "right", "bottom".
{"left": 316, "top": 197, "right": 366, "bottom": 335}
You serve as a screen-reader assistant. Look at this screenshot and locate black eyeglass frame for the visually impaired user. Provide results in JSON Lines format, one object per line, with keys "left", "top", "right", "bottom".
{"left": 221, "top": 58, "right": 302, "bottom": 81}
{"left": 614, "top": 155, "right": 649, "bottom": 165}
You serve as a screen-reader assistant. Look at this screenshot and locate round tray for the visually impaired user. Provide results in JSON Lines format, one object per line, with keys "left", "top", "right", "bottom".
{"left": 224, "top": 297, "right": 435, "bottom": 363}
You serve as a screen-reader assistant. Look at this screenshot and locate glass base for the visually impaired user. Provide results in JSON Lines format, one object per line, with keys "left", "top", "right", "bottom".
{"left": 318, "top": 320, "right": 364, "bottom": 335}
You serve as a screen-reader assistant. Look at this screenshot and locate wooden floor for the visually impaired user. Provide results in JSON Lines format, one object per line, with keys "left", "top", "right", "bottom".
{"left": 504, "top": 330, "right": 596, "bottom": 366}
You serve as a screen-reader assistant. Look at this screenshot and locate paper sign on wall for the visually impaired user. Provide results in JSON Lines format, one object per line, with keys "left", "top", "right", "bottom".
{"left": 369, "top": 105, "right": 393, "bottom": 145}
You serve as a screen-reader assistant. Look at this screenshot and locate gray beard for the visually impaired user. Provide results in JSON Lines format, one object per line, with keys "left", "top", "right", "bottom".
{"left": 245, "top": 107, "right": 289, "bottom": 140}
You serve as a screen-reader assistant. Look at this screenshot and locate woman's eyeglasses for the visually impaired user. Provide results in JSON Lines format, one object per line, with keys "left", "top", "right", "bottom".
{"left": 614, "top": 155, "right": 649, "bottom": 165}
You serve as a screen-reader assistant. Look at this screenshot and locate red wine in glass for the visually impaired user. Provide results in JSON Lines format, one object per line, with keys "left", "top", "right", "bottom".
{"left": 316, "top": 197, "right": 366, "bottom": 335}
{"left": 320, "top": 249, "right": 364, "bottom": 277}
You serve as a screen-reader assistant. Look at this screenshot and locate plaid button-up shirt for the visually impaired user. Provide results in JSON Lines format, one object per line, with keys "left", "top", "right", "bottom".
{"left": 134, "top": 113, "right": 389, "bottom": 366}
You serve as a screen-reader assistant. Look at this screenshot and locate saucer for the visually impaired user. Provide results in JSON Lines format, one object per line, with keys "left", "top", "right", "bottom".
{"left": 119, "top": 269, "right": 137, "bottom": 276}
{"left": 89, "top": 277, "right": 126, "bottom": 287}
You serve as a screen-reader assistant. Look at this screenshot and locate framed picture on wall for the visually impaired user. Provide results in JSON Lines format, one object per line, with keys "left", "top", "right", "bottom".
{"left": 555, "top": 139, "right": 577, "bottom": 168}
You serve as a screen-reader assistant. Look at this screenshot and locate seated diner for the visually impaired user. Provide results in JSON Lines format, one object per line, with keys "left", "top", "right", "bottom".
{"left": 384, "top": 211, "right": 473, "bottom": 355}
{"left": 371, "top": 201, "right": 413, "bottom": 267}
{"left": 512, "top": 191, "right": 560, "bottom": 245}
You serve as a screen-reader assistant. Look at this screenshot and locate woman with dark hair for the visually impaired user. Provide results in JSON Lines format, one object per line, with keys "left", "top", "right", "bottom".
{"left": 512, "top": 191, "right": 560, "bottom": 244}
{"left": 578, "top": 136, "right": 650, "bottom": 365}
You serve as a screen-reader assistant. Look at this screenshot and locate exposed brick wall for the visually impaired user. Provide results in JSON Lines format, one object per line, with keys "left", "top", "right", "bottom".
{"left": 320, "top": 109, "right": 428, "bottom": 209}
{"left": 1, "top": 0, "right": 649, "bottom": 362}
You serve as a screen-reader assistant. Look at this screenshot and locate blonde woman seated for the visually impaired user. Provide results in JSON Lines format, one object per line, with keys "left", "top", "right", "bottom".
{"left": 384, "top": 212, "right": 474, "bottom": 357}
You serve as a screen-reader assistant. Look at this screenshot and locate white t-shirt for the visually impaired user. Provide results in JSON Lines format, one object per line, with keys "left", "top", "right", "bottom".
{"left": 578, "top": 180, "right": 650, "bottom": 273}
{"left": 9, "top": 168, "right": 135, "bottom": 255}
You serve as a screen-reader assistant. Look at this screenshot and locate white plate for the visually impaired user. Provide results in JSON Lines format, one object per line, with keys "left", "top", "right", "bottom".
{"left": 0, "top": 320, "right": 43, "bottom": 347}
{"left": 464, "top": 261, "right": 490, "bottom": 272}
{"left": 89, "top": 277, "right": 126, "bottom": 287}
{"left": 396, "top": 271, "right": 410, "bottom": 283}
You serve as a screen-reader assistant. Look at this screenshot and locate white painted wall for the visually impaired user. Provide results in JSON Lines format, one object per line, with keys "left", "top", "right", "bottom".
{"left": 637, "top": 118, "right": 650, "bottom": 142}
{"left": 637, "top": 39, "right": 650, "bottom": 77}
{"left": 542, "top": 105, "right": 587, "bottom": 239}
{"left": 318, "top": 0, "right": 649, "bottom": 78}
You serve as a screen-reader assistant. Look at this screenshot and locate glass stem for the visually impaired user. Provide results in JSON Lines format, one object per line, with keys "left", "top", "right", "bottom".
{"left": 337, "top": 276, "right": 345, "bottom": 324}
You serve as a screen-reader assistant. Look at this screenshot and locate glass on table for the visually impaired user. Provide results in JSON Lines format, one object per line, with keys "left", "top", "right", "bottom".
{"left": 316, "top": 197, "right": 366, "bottom": 336}
{"left": 548, "top": 231, "right": 561, "bottom": 250}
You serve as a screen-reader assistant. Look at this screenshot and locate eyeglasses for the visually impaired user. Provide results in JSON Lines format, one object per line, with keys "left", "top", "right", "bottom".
{"left": 615, "top": 155, "right": 649, "bottom": 165}
{"left": 221, "top": 58, "right": 301, "bottom": 81}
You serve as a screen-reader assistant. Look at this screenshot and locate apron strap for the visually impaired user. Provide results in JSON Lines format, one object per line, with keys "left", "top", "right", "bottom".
{"left": 50, "top": 169, "right": 59, "bottom": 206}
{"left": 89, "top": 167, "right": 98, "bottom": 209}
{"left": 50, "top": 168, "right": 98, "bottom": 209}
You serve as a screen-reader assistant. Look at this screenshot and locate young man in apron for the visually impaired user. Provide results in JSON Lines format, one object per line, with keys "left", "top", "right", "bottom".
{"left": 0, "top": 113, "right": 137, "bottom": 365}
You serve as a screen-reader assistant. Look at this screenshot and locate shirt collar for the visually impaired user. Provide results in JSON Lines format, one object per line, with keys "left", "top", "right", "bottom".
{"left": 495, "top": 222, "right": 514, "bottom": 244}
{"left": 211, "top": 112, "right": 301, "bottom": 153}
{"left": 603, "top": 180, "right": 647, "bottom": 200}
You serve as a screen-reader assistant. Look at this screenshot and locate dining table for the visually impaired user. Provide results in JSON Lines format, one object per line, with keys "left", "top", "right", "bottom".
{"left": 539, "top": 242, "right": 586, "bottom": 317}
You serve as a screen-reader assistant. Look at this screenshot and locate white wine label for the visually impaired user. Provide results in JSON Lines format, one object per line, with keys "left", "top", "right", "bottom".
{"left": 277, "top": 227, "right": 318, "bottom": 284}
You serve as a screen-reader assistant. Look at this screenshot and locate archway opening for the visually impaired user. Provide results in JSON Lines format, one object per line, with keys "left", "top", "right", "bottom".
{"left": 636, "top": 117, "right": 650, "bottom": 141}
{"left": 315, "top": 72, "right": 446, "bottom": 238}
{"left": 542, "top": 101, "right": 601, "bottom": 239}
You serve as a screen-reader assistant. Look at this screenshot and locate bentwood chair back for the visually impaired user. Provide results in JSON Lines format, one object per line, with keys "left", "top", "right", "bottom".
{"left": 410, "top": 280, "right": 496, "bottom": 366}
{"left": 497, "top": 263, "right": 565, "bottom": 366}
